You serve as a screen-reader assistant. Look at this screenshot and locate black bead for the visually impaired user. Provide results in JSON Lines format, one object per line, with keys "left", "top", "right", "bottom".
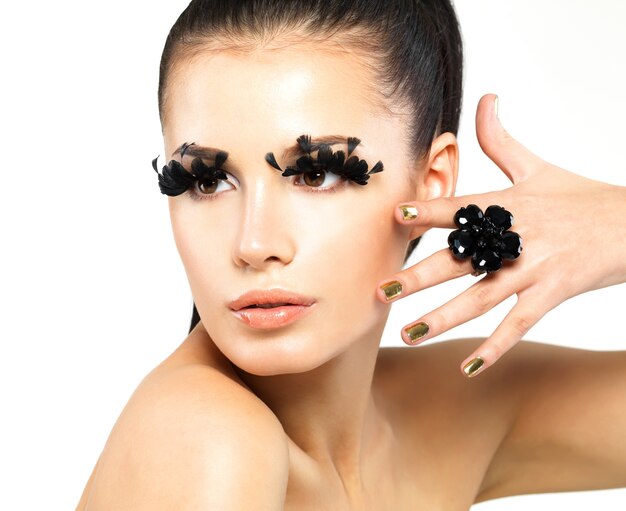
{"left": 500, "top": 231, "right": 523, "bottom": 259}
{"left": 485, "top": 205, "right": 513, "bottom": 231}
{"left": 453, "top": 204, "right": 484, "bottom": 229}
{"left": 448, "top": 229, "right": 477, "bottom": 259}
{"left": 471, "top": 248, "right": 502, "bottom": 274}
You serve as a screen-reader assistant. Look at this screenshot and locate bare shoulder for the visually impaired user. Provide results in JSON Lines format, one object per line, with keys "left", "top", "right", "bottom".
{"left": 376, "top": 336, "right": 556, "bottom": 400}
{"left": 375, "top": 336, "right": 575, "bottom": 430}
{"left": 376, "top": 338, "right": 626, "bottom": 503}
{"left": 373, "top": 337, "right": 541, "bottom": 502}
{"left": 375, "top": 336, "right": 519, "bottom": 400}
{"left": 80, "top": 334, "right": 289, "bottom": 510}
{"left": 374, "top": 337, "right": 525, "bottom": 449}
{"left": 380, "top": 335, "right": 623, "bottom": 407}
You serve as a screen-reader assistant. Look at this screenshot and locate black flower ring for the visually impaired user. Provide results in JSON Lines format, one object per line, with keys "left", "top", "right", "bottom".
{"left": 447, "top": 204, "right": 523, "bottom": 275}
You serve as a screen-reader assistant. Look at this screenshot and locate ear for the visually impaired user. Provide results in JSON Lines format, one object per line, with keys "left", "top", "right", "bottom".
{"left": 408, "top": 131, "right": 459, "bottom": 239}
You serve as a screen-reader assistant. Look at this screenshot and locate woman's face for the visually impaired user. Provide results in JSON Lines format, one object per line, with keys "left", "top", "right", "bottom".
{"left": 163, "top": 44, "right": 432, "bottom": 375}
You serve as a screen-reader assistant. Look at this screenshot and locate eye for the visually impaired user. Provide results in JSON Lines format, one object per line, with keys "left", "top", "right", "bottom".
{"left": 187, "top": 172, "right": 237, "bottom": 201}
{"left": 293, "top": 168, "right": 344, "bottom": 191}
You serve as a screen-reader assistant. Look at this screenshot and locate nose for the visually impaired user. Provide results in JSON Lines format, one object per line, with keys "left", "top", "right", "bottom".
{"left": 231, "top": 177, "right": 296, "bottom": 271}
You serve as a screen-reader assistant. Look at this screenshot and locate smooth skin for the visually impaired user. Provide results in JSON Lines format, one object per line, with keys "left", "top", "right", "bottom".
{"left": 76, "top": 39, "right": 626, "bottom": 510}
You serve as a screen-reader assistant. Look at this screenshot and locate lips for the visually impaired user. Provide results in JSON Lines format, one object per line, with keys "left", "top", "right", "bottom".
{"left": 229, "top": 289, "right": 316, "bottom": 311}
{"left": 229, "top": 289, "right": 316, "bottom": 329}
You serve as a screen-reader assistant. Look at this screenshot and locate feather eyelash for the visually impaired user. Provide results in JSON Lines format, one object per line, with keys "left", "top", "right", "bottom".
{"left": 151, "top": 143, "right": 229, "bottom": 197}
{"left": 264, "top": 134, "right": 384, "bottom": 185}
{"left": 151, "top": 134, "right": 384, "bottom": 196}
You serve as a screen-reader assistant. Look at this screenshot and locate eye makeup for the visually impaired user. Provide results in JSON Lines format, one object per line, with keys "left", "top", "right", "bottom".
{"left": 265, "top": 134, "right": 384, "bottom": 186}
{"left": 151, "top": 143, "right": 229, "bottom": 197}
{"left": 151, "top": 134, "right": 384, "bottom": 198}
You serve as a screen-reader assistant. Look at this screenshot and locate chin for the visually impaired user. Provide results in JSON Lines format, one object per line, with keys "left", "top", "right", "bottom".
{"left": 214, "top": 330, "right": 345, "bottom": 377}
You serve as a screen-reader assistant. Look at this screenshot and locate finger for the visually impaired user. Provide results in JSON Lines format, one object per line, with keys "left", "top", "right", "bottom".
{"left": 458, "top": 292, "right": 549, "bottom": 378}
{"left": 396, "top": 194, "right": 505, "bottom": 229}
{"left": 377, "top": 247, "right": 471, "bottom": 303}
{"left": 401, "top": 272, "right": 517, "bottom": 345}
{"left": 476, "top": 93, "right": 544, "bottom": 183}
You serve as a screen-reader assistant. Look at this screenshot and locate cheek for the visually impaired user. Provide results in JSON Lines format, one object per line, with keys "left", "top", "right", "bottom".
{"left": 281, "top": 201, "right": 407, "bottom": 372}
{"left": 294, "top": 192, "right": 410, "bottom": 330}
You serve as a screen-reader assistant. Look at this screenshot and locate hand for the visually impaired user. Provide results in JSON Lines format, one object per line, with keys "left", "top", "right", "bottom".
{"left": 377, "top": 93, "right": 626, "bottom": 378}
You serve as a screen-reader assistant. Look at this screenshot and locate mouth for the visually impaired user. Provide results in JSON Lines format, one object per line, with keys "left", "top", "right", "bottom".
{"left": 229, "top": 289, "right": 316, "bottom": 329}
{"left": 229, "top": 289, "right": 316, "bottom": 311}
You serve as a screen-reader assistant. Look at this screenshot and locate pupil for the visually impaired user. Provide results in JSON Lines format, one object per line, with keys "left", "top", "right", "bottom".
{"left": 198, "top": 178, "right": 218, "bottom": 194}
{"left": 304, "top": 171, "right": 325, "bottom": 187}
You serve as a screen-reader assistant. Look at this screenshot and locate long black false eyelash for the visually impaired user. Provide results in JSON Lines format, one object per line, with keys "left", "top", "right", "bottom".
{"left": 264, "top": 134, "right": 384, "bottom": 186}
{"left": 151, "top": 145, "right": 229, "bottom": 196}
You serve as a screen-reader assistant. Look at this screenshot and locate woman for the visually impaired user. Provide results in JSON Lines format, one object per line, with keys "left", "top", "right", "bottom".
{"left": 76, "top": 0, "right": 626, "bottom": 509}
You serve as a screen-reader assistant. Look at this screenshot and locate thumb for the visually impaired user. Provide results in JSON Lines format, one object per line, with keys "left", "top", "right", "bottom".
{"left": 476, "top": 93, "right": 543, "bottom": 184}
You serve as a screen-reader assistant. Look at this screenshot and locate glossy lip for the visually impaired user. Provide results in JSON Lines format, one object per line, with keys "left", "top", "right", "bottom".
{"left": 229, "top": 288, "right": 317, "bottom": 330}
{"left": 232, "top": 304, "right": 316, "bottom": 329}
{"left": 228, "top": 288, "right": 316, "bottom": 311}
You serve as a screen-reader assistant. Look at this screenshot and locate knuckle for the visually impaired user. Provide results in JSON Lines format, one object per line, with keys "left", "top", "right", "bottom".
{"left": 510, "top": 314, "right": 533, "bottom": 337}
{"left": 500, "top": 129, "right": 514, "bottom": 143}
{"left": 428, "top": 309, "right": 447, "bottom": 333}
{"left": 449, "top": 256, "right": 469, "bottom": 277}
{"left": 472, "top": 286, "right": 494, "bottom": 315}
{"left": 416, "top": 204, "right": 430, "bottom": 223}
{"left": 441, "top": 196, "right": 456, "bottom": 207}
{"left": 441, "top": 196, "right": 459, "bottom": 215}
{"left": 407, "top": 266, "right": 421, "bottom": 289}
{"left": 489, "top": 342, "right": 504, "bottom": 360}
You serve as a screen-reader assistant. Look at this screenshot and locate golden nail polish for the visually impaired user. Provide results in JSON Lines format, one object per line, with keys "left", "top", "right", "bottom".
{"left": 380, "top": 280, "right": 403, "bottom": 301}
{"left": 404, "top": 322, "right": 429, "bottom": 343}
{"left": 463, "top": 357, "right": 484, "bottom": 378}
{"left": 399, "top": 205, "right": 418, "bottom": 221}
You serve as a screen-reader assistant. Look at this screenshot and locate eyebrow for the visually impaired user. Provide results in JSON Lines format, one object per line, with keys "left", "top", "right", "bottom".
{"left": 171, "top": 135, "right": 363, "bottom": 163}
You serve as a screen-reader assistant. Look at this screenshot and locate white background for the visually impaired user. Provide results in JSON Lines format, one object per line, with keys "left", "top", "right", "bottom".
{"left": 0, "top": 1, "right": 624, "bottom": 509}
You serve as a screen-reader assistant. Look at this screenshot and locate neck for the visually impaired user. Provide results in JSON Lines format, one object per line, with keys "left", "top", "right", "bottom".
{"left": 230, "top": 317, "right": 393, "bottom": 482}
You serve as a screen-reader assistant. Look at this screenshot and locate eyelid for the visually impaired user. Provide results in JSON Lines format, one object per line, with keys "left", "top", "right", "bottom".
{"left": 291, "top": 168, "right": 347, "bottom": 193}
{"left": 185, "top": 168, "right": 238, "bottom": 201}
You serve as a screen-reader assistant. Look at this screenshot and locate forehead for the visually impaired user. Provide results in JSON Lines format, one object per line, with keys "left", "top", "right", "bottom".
{"left": 163, "top": 47, "right": 392, "bottom": 152}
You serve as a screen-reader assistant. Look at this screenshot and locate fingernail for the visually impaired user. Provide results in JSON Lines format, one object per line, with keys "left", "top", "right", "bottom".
{"left": 494, "top": 95, "right": 499, "bottom": 119}
{"left": 404, "top": 322, "right": 429, "bottom": 344}
{"left": 463, "top": 356, "right": 485, "bottom": 378}
{"left": 380, "top": 280, "right": 403, "bottom": 301}
{"left": 399, "top": 204, "right": 418, "bottom": 221}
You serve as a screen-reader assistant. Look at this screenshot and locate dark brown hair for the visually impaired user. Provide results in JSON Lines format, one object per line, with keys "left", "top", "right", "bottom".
{"left": 155, "top": 0, "right": 463, "bottom": 333}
